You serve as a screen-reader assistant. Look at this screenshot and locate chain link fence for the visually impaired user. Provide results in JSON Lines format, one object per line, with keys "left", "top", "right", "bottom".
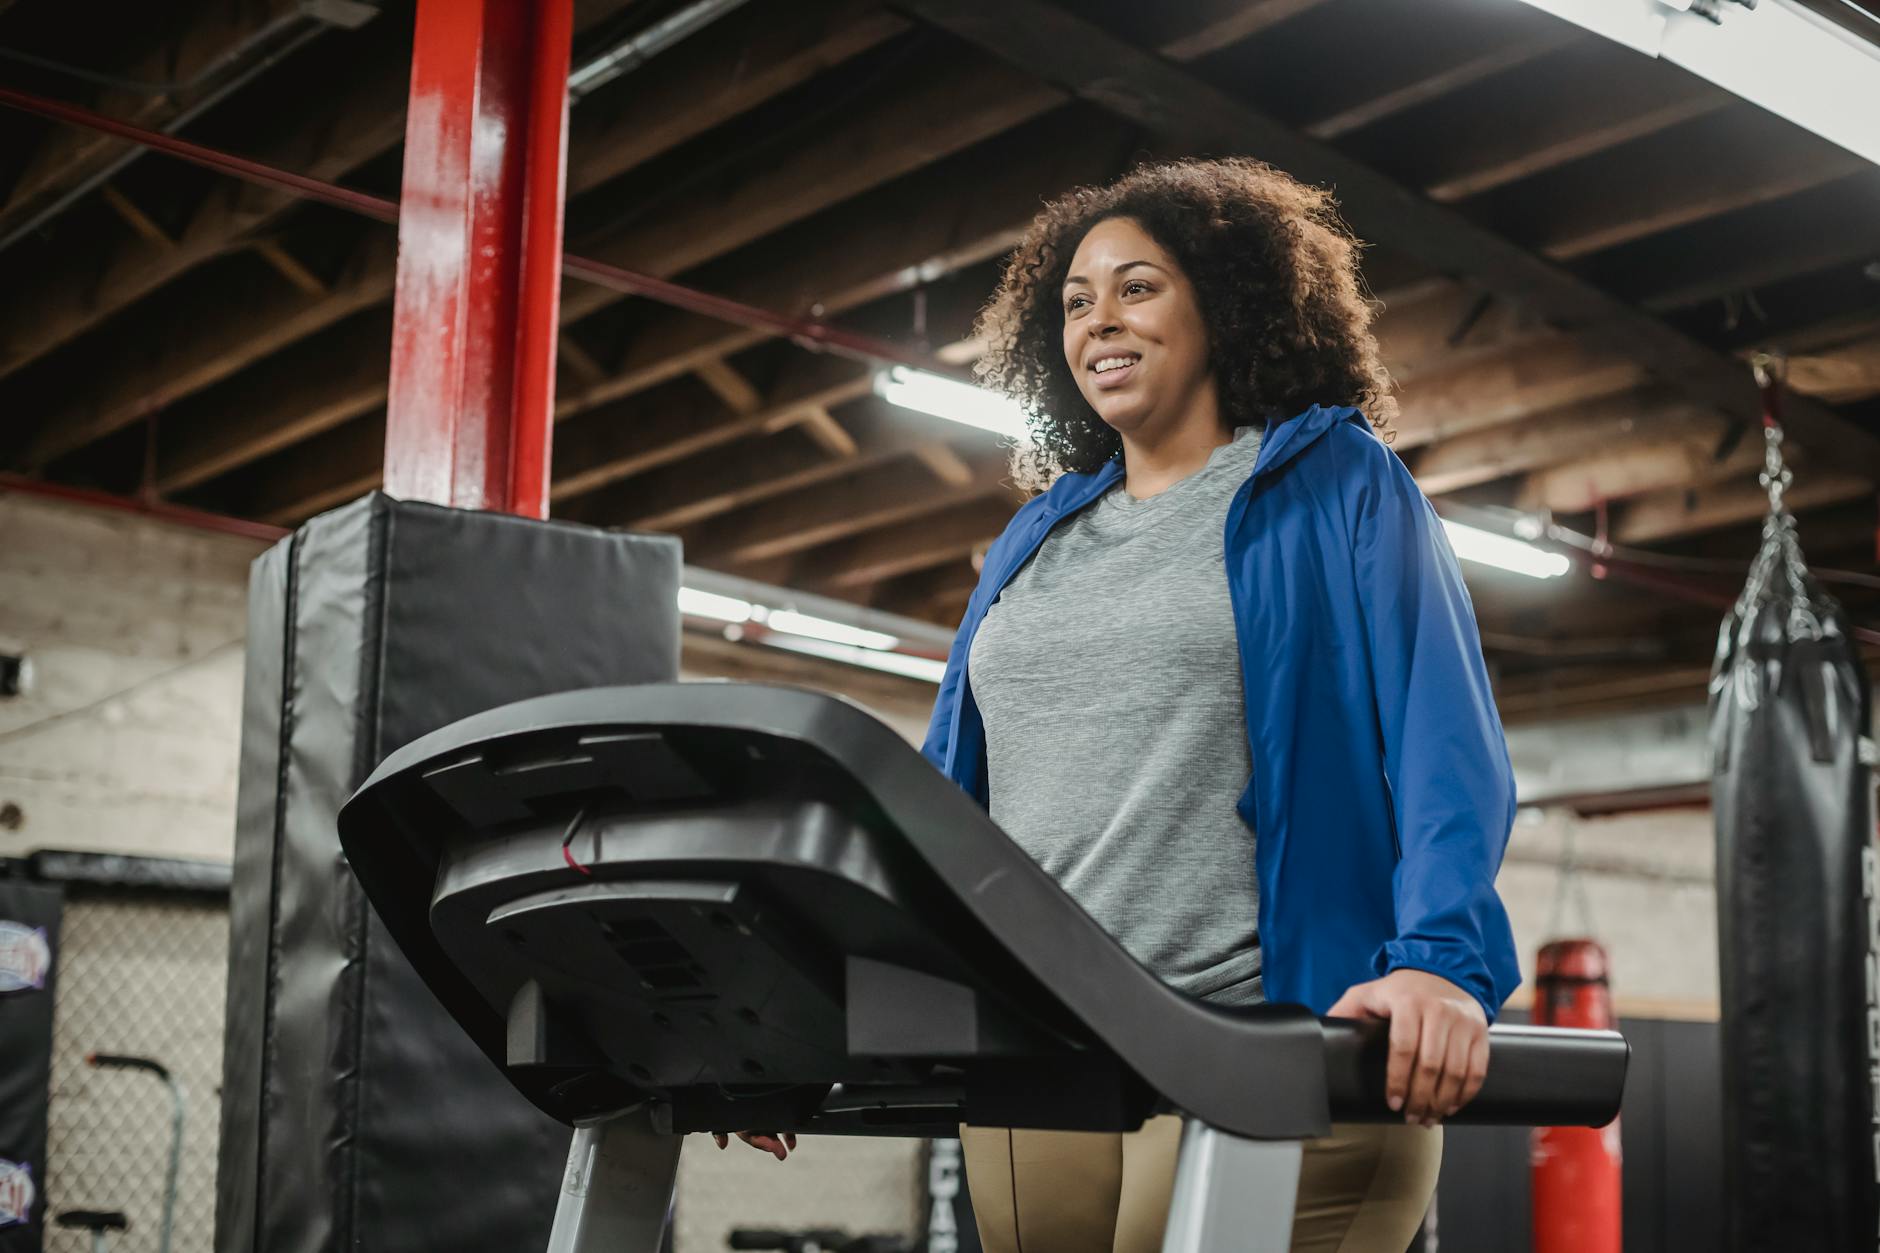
{"left": 37, "top": 889, "right": 924, "bottom": 1253}
{"left": 45, "top": 893, "right": 228, "bottom": 1253}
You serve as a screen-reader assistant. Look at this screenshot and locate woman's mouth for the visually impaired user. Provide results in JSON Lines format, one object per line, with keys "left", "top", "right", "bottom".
{"left": 1089, "top": 353, "right": 1140, "bottom": 390}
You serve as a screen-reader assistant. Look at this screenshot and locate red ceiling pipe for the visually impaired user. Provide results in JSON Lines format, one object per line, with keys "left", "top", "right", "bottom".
{"left": 385, "top": 0, "right": 574, "bottom": 516}
{"left": 0, "top": 85, "right": 957, "bottom": 378}
{"left": 0, "top": 472, "right": 288, "bottom": 543}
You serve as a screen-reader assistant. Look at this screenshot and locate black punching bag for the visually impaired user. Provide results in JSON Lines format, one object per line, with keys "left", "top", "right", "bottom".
{"left": 1710, "top": 416, "right": 1878, "bottom": 1252}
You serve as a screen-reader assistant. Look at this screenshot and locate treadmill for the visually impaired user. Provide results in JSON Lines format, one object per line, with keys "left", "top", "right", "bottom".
{"left": 337, "top": 683, "right": 1628, "bottom": 1252}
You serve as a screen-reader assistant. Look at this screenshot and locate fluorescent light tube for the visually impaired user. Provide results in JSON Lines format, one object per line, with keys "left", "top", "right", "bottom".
{"left": 765, "top": 609, "right": 899, "bottom": 651}
{"left": 677, "top": 586, "right": 754, "bottom": 623}
{"left": 874, "top": 366, "right": 1032, "bottom": 441}
{"left": 1513, "top": 0, "right": 1880, "bottom": 167}
{"left": 766, "top": 634, "right": 948, "bottom": 683}
{"left": 1442, "top": 519, "right": 1572, "bottom": 579}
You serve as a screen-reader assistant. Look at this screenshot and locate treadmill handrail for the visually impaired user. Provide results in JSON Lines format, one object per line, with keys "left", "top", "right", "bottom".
{"left": 344, "top": 683, "right": 1627, "bottom": 1137}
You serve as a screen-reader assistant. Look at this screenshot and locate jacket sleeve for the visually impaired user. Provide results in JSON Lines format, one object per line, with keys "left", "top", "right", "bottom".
{"left": 1346, "top": 436, "right": 1523, "bottom": 1020}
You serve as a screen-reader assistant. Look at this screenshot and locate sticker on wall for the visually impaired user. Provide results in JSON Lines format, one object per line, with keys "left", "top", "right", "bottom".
{"left": 0, "top": 1159, "right": 33, "bottom": 1227}
{"left": 0, "top": 921, "right": 50, "bottom": 993}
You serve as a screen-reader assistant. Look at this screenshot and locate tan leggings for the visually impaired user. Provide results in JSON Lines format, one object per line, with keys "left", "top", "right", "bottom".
{"left": 960, "top": 1117, "right": 1441, "bottom": 1253}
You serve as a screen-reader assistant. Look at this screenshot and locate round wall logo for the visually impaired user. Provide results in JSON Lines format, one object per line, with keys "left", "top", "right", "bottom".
{"left": 0, "top": 1159, "right": 34, "bottom": 1228}
{"left": 0, "top": 921, "right": 50, "bottom": 993}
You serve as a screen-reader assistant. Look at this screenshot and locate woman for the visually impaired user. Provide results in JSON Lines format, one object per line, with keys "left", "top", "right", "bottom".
{"left": 723, "top": 158, "right": 1522, "bottom": 1252}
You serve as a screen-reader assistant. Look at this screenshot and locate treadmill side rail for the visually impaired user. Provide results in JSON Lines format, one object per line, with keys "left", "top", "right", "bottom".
{"left": 1162, "top": 1121, "right": 1303, "bottom": 1253}
{"left": 545, "top": 1107, "right": 680, "bottom": 1253}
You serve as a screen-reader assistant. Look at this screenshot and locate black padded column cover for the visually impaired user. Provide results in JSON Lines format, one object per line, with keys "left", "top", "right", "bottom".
{"left": 1710, "top": 508, "right": 1877, "bottom": 1251}
{"left": 215, "top": 493, "right": 680, "bottom": 1253}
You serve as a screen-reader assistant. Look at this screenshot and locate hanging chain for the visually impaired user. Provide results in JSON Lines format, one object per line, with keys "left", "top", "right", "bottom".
{"left": 1736, "top": 352, "right": 1821, "bottom": 645}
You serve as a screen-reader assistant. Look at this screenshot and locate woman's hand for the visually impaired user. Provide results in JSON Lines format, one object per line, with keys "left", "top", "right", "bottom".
{"left": 1326, "top": 969, "right": 1488, "bottom": 1127}
{"left": 712, "top": 1130, "right": 798, "bottom": 1161}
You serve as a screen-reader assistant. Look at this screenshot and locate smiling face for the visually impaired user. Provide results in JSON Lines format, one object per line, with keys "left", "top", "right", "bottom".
{"left": 1060, "top": 216, "right": 1218, "bottom": 441}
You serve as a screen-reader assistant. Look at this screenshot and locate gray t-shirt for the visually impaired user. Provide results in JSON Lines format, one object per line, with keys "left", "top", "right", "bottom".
{"left": 968, "top": 426, "right": 1265, "bottom": 1006}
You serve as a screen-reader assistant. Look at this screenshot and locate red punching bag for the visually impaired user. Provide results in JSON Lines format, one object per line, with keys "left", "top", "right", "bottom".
{"left": 1530, "top": 938, "right": 1622, "bottom": 1253}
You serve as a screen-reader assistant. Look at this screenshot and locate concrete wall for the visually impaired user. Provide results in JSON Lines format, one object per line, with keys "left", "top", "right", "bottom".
{"left": 0, "top": 493, "right": 261, "bottom": 863}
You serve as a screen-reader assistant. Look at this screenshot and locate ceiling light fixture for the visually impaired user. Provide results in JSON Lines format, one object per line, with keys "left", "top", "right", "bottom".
{"left": 873, "top": 366, "right": 1032, "bottom": 441}
{"left": 1442, "top": 519, "right": 1573, "bottom": 579}
{"left": 1512, "top": 0, "right": 1880, "bottom": 167}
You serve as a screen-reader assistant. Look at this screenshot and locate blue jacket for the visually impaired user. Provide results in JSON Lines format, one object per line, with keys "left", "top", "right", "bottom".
{"left": 920, "top": 403, "right": 1522, "bottom": 1021}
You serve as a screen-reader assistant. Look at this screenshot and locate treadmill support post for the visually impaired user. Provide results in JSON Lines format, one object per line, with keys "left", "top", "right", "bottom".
{"left": 545, "top": 1105, "right": 681, "bottom": 1253}
{"left": 1161, "top": 1121, "right": 1303, "bottom": 1253}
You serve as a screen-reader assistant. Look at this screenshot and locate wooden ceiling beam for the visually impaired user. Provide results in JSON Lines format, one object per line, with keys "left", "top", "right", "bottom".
{"left": 0, "top": 0, "right": 317, "bottom": 249}
{"left": 550, "top": 354, "right": 877, "bottom": 501}
{"left": 565, "top": 0, "right": 910, "bottom": 198}
{"left": 1304, "top": 26, "right": 1575, "bottom": 142}
{"left": 892, "top": 0, "right": 1880, "bottom": 476}
{"left": 556, "top": 108, "right": 1140, "bottom": 418}
{"left": 870, "top": 562, "right": 984, "bottom": 620}
{"left": 562, "top": 401, "right": 999, "bottom": 532}
{"left": 1520, "top": 107, "right": 1866, "bottom": 262}
{"left": 1614, "top": 473, "right": 1874, "bottom": 545}
{"left": 1392, "top": 335, "right": 1650, "bottom": 450}
{"left": 0, "top": 25, "right": 412, "bottom": 383}
{"left": 1515, "top": 426, "right": 1762, "bottom": 514}
{"left": 4, "top": 0, "right": 900, "bottom": 468}
{"left": 687, "top": 449, "right": 1012, "bottom": 568}
{"left": 1409, "top": 387, "right": 1709, "bottom": 497}
{"left": 800, "top": 496, "right": 1016, "bottom": 591}
{"left": 155, "top": 309, "right": 393, "bottom": 494}
{"left": 1416, "top": 47, "right": 1728, "bottom": 203}
{"left": 14, "top": 230, "right": 398, "bottom": 470}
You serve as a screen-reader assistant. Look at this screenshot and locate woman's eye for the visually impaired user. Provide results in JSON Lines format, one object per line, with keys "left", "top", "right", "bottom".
{"left": 1123, "top": 280, "right": 1150, "bottom": 296}
{"left": 1066, "top": 294, "right": 1089, "bottom": 311}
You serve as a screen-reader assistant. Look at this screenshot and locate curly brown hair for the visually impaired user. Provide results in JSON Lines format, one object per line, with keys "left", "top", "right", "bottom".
{"left": 973, "top": 157, "right": 1396, "bottom": 490}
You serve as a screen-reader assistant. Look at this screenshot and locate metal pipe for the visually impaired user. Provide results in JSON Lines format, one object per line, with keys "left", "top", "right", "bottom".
{"left": 568, "top": 0, "right": 753, "bottom": 101}
{"left": 0, "top": 473, "right": 289, "bottom": 542}
{"left": 0, "top": 11, "right": 333, "bottom": 255}
{"left": 0, "top": 86, "right": 957, "bottom": 379}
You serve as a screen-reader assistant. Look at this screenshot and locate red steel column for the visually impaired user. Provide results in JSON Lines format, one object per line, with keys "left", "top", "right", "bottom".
{"left": 384, "top": 0, "right": 573, "bottom": 518}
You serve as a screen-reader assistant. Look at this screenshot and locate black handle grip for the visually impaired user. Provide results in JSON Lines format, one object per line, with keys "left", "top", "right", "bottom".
{"left": 1322, "top": 1020, "right": 1627, "bottom": 1127}
{"left": 87, "top": 1052, "right": 172, "bottom": 1081}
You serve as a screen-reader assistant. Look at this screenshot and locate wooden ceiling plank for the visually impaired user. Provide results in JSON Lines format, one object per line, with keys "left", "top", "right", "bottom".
{"left": 790, "top": 406, "right": 861, "bottom": 457}
{"left": 1304, "top": 27, "right": 1576, "bottom": 142}
{"left": 1392, "top": 335, "right": 1651, "bottom": 450}
{"left": 870, "top": 561, "right": 984, "bottom": 620}
{"left": 692, "top": 359, "right": 763, "bottom": 414}
{"left": 564, "top": 403, "right": 994, "bottom": 532}
{"left": 251, "top": 239, "right": 329, "bottom": 297}
{"left": 687, "top": 449, "right": 1011, "bottom": 567}
{"left": 804, "top": 497, "right": 1015, "bottom": 590}
{"left": 99, "top": 183, "right": 176, "bottom": 249}
{"left": 0, "top": 27, "right": 413, "bottom": 383}
{"left": 1156, "top": 0, "right": 1332, "bottom": 61}
{"left": 566, "top": 0, "right": 911, "bottom": 197}
{"left": 1409, "top": 387, "right": 1709, "bottom": 496}
{"left": 1614, "top": 473, "right": 1873, "bottom": 545}
{"left": 156, "top": 310, "right": 394, "bottom": 494}
{"left": 1417, "top": 49, "right": 1728, "bottom": 203}
{"left": 556, "top": 109, "right": 1139, "bottom": 417}
{"left": 1528, "top": 107, "right": 1867, "bottom": 261}
{"left": 5, "top": 1, "right": 899, "bottom": 466}
{"left": 892, "top": 0, "right": 1880, "bottom": 476}
{"left": 1515, "top": 427, "right": 1763, "bottom": 514}
{"left": 0, "top": 0, "right": 314, "bottom": 240}
{"left": 16, "top": 231, "right": 397, "bottom": 470}
{"left": 550, "top": 354, "right": 877, "bottom": 501}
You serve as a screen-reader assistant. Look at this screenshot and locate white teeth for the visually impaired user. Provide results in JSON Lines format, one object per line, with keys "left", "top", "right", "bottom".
{"left": 1092, "top": 356, "right": 1137, "bottom": 373}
